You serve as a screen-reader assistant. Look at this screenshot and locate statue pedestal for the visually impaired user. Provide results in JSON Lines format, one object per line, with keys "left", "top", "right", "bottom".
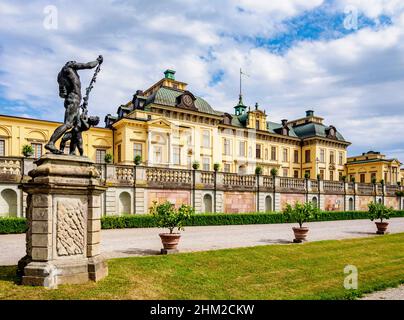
{"left": 17, "top": 153, "right": 108, "bottom": 288}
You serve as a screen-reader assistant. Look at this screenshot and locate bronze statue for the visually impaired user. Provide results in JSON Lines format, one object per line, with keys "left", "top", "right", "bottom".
{"left": 45, "top": 55, "right": 103, "bottom": 155}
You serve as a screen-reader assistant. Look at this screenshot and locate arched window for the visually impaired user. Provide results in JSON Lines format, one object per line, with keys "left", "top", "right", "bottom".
{"left": 118, "top": 192, "right": 131, "bottom": 215}
{"left": 265, "top": 195, "right": 272, "bottom": 212}
{"left": 203, "top": 194, "right": 212, "bottom": 213}
{"left": 0, "top": 189, "right": 18, "bottom": 217}
{"left": 348, "top": 198, "right": 354, "bottom": 211}
{"left": 312, "top": 196, "right": 318, "bottom": 208}
{"left": 378, "top": 198, "right": 382, "bottom": 204}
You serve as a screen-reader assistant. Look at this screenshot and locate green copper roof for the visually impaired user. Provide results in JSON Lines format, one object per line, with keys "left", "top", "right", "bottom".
{"left": 267, "top": 121, "right": 298, "bottom": 137}
{"left": 292, "top": 122, "right": 346, "bottom": 141}
{"left": 145, "top": 87, "right": 223, "bottom": 116}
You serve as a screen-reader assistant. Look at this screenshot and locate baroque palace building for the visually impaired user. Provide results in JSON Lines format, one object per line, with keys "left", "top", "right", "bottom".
{"left": 1, "top": 69, "right": 403, "bottom": 217}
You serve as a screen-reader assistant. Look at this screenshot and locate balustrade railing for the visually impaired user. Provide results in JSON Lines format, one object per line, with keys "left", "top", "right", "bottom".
{"left": 279, "top": 177, "right": 305, "bottom": 190}
{"left": 262, "top": 176, "right": 274, "bottom": 188}
{"left": 0, "top": 157, "right": 22, "bottom": 176}
{"left": 201, "top": 171, "right": 214, "bottom": 184}
{"left": 223, "top": 173, "right": 256, "bottom": 187}
{"left": 323, "top": 180, "right": 344, "bottom": 193}
{"left": 146, "top": 167, "right": 191, "bottom": 184}
{"left": 347, "top": 182, "right": 355, "bottom": 193}
{"left": 386, "top": 184, "right": 399, "bottom": 195}
{"left": 310, "top": 179, "right": 319, "bottom": 192}
{"left": 116, "top": 165, "right": 134, "bottom": 182}
{"left": 357, "top": 183, "right": 374, "bottom": 194}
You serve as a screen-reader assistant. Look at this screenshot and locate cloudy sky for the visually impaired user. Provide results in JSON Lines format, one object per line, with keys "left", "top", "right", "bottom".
{"left": 1, "top": 0, "right": 404, "bottom": 159}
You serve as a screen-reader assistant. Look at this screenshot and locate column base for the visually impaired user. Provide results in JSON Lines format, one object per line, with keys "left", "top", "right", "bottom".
{"left": 19, "top": 255, "right": 108, "bottom": 289}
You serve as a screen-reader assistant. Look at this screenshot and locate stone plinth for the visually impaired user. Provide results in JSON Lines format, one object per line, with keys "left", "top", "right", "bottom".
{"left": 17, "top": 153, "right": 108, "bottom": 288}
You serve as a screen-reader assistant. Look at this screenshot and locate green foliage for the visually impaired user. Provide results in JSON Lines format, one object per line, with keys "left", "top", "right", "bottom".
{"left": 255, "top": 166, "right": 263, "bottom": 175}
{"left": 368, "top": 202, "right": 393, "bottom": 222}
{"left": 134, "top": 154, "right": 142, "bottom": 165}
{"left": 380, "top": 179, "right": 385, "bottom": 185}
{"left": 213, "top": 163, "right": 220, "bottom": 172}
{"left": 149, "top": 201, "right": 194, "bottom": 234}
{"left": 0, "top": 217, "right": 28, "bottom": 234}
{"left": 396, "top": 190, "right": 404, "bottom": 197}
{"left": 104, "top": 153, "right": 113, "bottom": 164}
{"left": 22, "top": 144, "right": 34, "bottom": 157}
{"left": 350, "top": 176, "right": 356, "bottom": 183}
{"left": 317, "top": 174, "right": 321, "bottom": 180}
{"left": 270, "top": 168, "right": 278, "bottom": 177}
{"left": 341, "top": 175, "right": 347, "bottom": 182}
{"left": 371, "top": 177, "right": 377, "bottom": 184}
{"left": 304, "top": 172, "right": 310, "bottom": 179}
{"left": 282, "top": 202, "right": 320, "bottom": 228}
{"left": 192, "top": 161, "right": 200, "bottom": 170}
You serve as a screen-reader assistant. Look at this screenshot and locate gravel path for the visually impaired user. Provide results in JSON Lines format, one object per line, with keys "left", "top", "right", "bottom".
{"left": 360, "top": 285, "right": 404, "bottom": 300}
{"left": 1, "top": 218, "right": 404, "bottom": 265}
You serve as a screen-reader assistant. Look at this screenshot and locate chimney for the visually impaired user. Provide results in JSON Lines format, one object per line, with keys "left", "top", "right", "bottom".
{"left": 164, "top": 69, "right": 176, "bottom": 80}
{"left": 281, "top": 119, "right": 288, "bottom": 127}
{"left": 306, "top": 110, "right": 314, "bottom": 117}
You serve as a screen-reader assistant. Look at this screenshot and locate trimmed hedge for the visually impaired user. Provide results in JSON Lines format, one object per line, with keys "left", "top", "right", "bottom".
{"left": 2, "top": 210, "right": 404, "bottom": 234}
{"left": 0, "top": 217, "right": 28, "bottom": 234}
{"left": 101, "top": 210, "right": 404, "bottom": 229}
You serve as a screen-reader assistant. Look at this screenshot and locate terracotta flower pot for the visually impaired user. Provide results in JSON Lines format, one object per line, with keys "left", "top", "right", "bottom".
{"left": 292, "top": 227, "right": 309, "bottom": 243}
{"left": 159, "top": 233, "right": 181, "bottom": 251}
{"left": 375, "top": 222, "right": 389, "bottom": 235}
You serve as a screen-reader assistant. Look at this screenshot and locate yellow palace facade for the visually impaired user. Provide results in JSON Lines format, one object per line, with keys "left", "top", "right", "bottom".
{"left": 1, "top": 69, "right": 350, "bottom": 180}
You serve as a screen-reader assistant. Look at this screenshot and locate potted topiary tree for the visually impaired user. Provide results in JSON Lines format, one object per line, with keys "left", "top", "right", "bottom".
{"left": 192, "top": 161, "right": 200, "bottom": 170}
{"left": 213, "top": 163, "right": 220, "bottom": 172}
{"left": 368, "top": 202, "right": 393, "bottom": 234}
{"left": 134, "top": 154, "right": 142, "bottom": 166}
{"left": 22, "top": 144, "right": 34, "bottom": 158}
{"left": 304, "top": 172, "right": 310, "bottom": 179}
{"left": 351, "top": 176, "right": 356, "bottom": 183}
{"left": 150, "top": 201, "right": 194, "bottom": 253}
{"left": 341, "top": 175, "right": 347, "bottom": 182}
{"left": 371, "top": 177, "right": 377, "bottom": 184}
{"left": 270, "top": 167, "right": 278, "bottom": 177}
{"left": 282, "top": 202, "right": 320, "bottom": 243}
{"left": 104, "top": 153, "right": 113, "bottom": 164}
{"left": 255, "top": 166, "right": 263, "bottom": 175}
{"left": 317, "top": 174, "right": 321, "bottom": 180}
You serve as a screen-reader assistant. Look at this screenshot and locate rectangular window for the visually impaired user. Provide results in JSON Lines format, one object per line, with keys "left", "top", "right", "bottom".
{"left": 239, "top": 141, "right": 246, "bottom": 157}
{"left": 202, "top": 157, "right": 210, "bottom": 171}
{"left": 153, "top": 146, "right": 162, "bottom": 164}
{"left": 320, "top": 149, "right": 325, "bottom": 163}
{"left": 294, "top": 170, "right": 299, "bottom": 178}
{"left": 294, "top": 150, "right": 299, "bottom": 163}
{"left": 202, "top": 130, "right": 210, "bottom": 148}
{"left": 339, "top": 171, "right": 343, "bottom": 181}
{"left": 360, "top": 173, "right": 365, "bottom": 183}
{"left": 117, "top": 144, "right": 122, "bottom": 163}
{"left": 0, "top": 139, "right": 4, "bottom": 156}
{"left": 320, "top": 169, "right": 325, "bottom": 180}
{"left": 31, "top": 143, "right": 42, "bottom": 159}
{"left": 283, "top": 168, "right": 288, "bottom": 177}
{"left": 339, "top": 152, "right": 343, "bottom": 165}
{"left": 283, "top": 148, "right": 288, "bottom": 162}
{"left": 305, "top": 150, "right": 311, "bottom": 163}
{"left": 329, "top": 170, "right": 334, "bottom": 181}
{"left": 133, "top": 143, "right": 142, "bottom": 158}
{"left": 224, "top": 163, "right": 231, "bottom": 173}
{"left": 173, "top": 146, "right": 180, "bottom": 165}
{"left": 96, "top": 149, "right": 106, "bottom": 164}
{"left": 256, "top": 144, "right": 261, "bottom": 159}
{"left": 256, "top": 120, "right": 260, "bottom": 130}
{"left": 330, "top": 151, "right": 335, "bottom": 164}
{"left": 223, "top": 139, "right": 231, "bottom": 155}
{"left": 265, "top": 148, "right": 268, "bottom": 160}
{"left": 271, "top": 146, "right": 276, "bottom": 160}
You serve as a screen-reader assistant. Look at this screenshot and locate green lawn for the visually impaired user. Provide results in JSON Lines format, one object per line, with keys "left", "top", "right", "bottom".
{"left": 1, "top": 233, "right": 404, "bottom": 300}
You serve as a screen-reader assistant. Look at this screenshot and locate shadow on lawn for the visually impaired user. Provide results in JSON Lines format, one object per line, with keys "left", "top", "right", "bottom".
{"left": 0, "top": 265, "right": 20, "bottom": 285}
{"left": 258, "top": 239, "right": 293, "bottom": 244}
{"left": 344, "top": 231, "right": 376, "bottom": 235}
{"left": 118, "top": 248, "right": 160, "bottom": 256}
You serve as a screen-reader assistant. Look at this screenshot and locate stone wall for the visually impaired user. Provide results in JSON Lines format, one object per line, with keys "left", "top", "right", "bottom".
{"left": 224, "top": 192, "right": 256, "bottom": 213}
{"left": 147, "top": 189, "right": 191, "bottom": 211}
{"left": 324, "top": 194, "right": 345, "bottom": 211}
{"left": 358, "top": 195, "right": 375, "bottom": 211}
{"left": 280, "top": 193, "right": 305, "bottom": 210}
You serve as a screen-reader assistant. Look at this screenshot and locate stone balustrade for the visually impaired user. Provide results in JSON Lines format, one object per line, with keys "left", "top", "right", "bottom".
{"left": 262, "top": 176, "right": 274, "bottom": 188}
{"left": 201, "top": 171, "right": 214, "bottom": 185}
{"left": 146, "top": 167, "right": 191, "bottom": 184}
{"left": 279, "top": 177, "right": 305, "bottom": 191}
{"left": 115, "top": 165, "right": 134, "bottom": 182}
{"left": 223, "top": 173, "right": 256, "bottom": 187}
{"left": 310, "top": 179, "right": 319, "bottom": 192}
{"left": 323, "top": 180, "right": 345, "bottom": 193}
{"left": 357, "top": 183, "right": 374, "bottom": 195}
{"left": 0, "top": 157, "right": 22, "bottom": 176}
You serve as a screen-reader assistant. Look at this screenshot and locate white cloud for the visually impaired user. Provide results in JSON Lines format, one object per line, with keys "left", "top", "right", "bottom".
{"left": 0, "top": 0, "right": 404, "bottom": 160}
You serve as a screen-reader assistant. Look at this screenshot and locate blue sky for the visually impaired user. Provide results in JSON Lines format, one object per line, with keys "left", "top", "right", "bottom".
{"left": 1, "top": 0, "right": 404, "bottom": 159}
